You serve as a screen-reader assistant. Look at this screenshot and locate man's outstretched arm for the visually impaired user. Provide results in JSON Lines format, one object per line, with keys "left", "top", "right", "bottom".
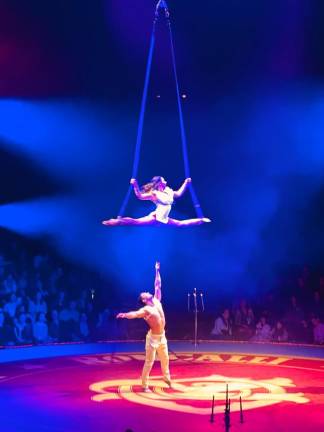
{"left": 154, "top": 261, "right": 162, "bottom": 301}
{"left": 116, "top": 308, "right": 146, "bottom": 319}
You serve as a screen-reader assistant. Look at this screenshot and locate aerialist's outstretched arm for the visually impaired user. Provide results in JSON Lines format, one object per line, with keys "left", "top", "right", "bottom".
{"left": 116, "top": 309, "right": 147, "bottom": 319}
{"left": 154, "top": 261, "right": 162, "bottom": 301}
{"left": 173, "top": 178, "right": 191, "bottom": 198}
{"left": 131, "top": 178, "right": 154, "bottom": 201}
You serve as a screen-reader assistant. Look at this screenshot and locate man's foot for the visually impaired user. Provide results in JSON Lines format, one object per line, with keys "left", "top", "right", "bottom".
{"left": 163, "top": 378, "right": 172, "bottom": 388}
{"left": 142, "top": 387, "right": 152, "bottom": 393}
{"left": 201, "top": 217, "right": 211, "bottom": 223}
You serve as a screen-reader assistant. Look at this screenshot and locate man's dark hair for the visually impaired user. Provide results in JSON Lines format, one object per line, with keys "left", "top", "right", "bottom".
{"left": 138, "top": 295, "right": 145, "bottom": 306}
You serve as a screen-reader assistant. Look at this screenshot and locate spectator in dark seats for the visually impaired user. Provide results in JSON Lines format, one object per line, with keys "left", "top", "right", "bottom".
{"left": 3, "top": 273, "right": 17, "bottom": 295}
{"left": 60, "top": 301, "right": 80, "bottom": 322}
{"left": 59, "top": 301, "right": 80, "bottom": 341}
{"left": 33, "top": 313, "right": 48, "bottom": 344}
{"left": 85, "top": 302, "right": 96, "bottom": 336}
{"left": 234, "top": 300, "right": 255, "bottom": 340}
{"left": 0, "top": 310, "right": 9, "bottom": 345}
{"left": 77, "top": 289, "right": 88, "bottom": 312}
{"left": 308, "top": 291, "right": 323, "bottom": 319}
{"left": 297, "top": 319, "right": 313, "bottom": 344}
{"left": 311, "top": 317, "right": 324, "bottom": 345}
{"left": 14, "top": 314, "right": 27, "bottom": 344}
{"left": 251, "top": 316, "right": 272, "bottom": 342}
{"left": 14, "top": 313, "right": 33, "bottom": 344}
{"left": 53, "top": 291, "right": 66, "bottom": 311}
{"left": 211, "top": 309, "right": 232, "bottom": 339}
{"left": 95, "top": 308, "right": 111, "bottom": 339}
{"left": 271, "top": 320, "right": 288, "bottom": 343}
{"left": 16, "top": 303, "right": 26, "bottom": 317}
{"left": 79, "top": 313, "right": 90, "bottom": 340}
{"left": 48, "top": 310, "right": 60, "bottom": 342}
{"left": 4, "top": 293, "right": 19, "bottom": 318}
{"left": 24, "top": 315, "right": 34, "bottom": 342}
{"left": 28, "top": 291, "right": 47, "bottom": 318}
{"left": 0, "top": 313, "right": 15, "bottom": 346}
{"left": 284, "top": 295, "right": 304, "bottom": 341}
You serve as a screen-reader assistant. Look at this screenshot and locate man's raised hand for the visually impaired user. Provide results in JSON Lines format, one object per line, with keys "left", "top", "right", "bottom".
{"left": 155, "top": 261, "right": 160, "bottom": 271}
{"left": 116, "top": 313, "right": 126, "bottom": 319}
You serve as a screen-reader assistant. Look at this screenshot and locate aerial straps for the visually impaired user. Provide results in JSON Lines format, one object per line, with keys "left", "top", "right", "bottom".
{"left": 102, "top": 0, "right": 210, "bottom": 227}
{"left": 116, "top": 4, "right": 158, "bottom": 220}
{"left": 164, "top": 2, "right": 204, "bottom": 220}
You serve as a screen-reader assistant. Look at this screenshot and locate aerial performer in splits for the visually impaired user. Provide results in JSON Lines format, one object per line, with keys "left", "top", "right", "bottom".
{"left": 116, "top": 261, "right": 171, "bottom": 392}
{"left": 102, "top": 176, "right": 211, "bottom": 226}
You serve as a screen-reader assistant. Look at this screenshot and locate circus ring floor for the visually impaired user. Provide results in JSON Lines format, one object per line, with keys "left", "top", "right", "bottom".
{"left": 0, "top": 341, "right": 323, "bottom": 432}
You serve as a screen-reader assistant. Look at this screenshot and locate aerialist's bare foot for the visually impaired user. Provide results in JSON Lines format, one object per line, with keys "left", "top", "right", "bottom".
{"left": 102, "top": 218, "right": 123, "bottom": 226}
{"left": 202, "top": 217, "right": 211, "bottom": 223}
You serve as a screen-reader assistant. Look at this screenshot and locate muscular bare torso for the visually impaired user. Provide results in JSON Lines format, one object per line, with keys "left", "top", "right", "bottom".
{"left": 142, "top": 298, "right": 165, "bottom": 334}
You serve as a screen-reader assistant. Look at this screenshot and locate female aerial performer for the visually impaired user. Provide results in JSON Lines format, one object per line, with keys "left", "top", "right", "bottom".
{"left": 102, "top": 176, "right": 211, "bottom": 226}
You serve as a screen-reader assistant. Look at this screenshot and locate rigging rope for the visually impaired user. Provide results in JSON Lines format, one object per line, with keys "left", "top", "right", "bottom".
{"left": 118, "top": 0, "right": 204, "bottom": 219}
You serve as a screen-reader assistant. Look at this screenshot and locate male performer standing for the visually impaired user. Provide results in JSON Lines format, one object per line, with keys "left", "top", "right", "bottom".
{"left": 116, "top": 262, "right": 171, "bottom": 392}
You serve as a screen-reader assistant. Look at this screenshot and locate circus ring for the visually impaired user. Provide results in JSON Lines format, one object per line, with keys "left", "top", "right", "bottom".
{"left": 0, "top": 341, "right": 323, "bottom": 432}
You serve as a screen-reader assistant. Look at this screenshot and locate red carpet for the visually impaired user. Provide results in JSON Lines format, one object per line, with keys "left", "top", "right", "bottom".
{"left": 1, "top": 351, "right": 323, "bottom": 431}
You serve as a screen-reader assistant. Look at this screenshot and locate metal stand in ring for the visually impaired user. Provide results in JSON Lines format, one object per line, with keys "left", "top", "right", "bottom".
{"left": 188, "top": 288, "right": 205, "bottom": 350}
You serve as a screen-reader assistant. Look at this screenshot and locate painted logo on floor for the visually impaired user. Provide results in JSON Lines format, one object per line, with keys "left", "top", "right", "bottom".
{"left": 90, "top": 374, "right": 309, "bottom": 414}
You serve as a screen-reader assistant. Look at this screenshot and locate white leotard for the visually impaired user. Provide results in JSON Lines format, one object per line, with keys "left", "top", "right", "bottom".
{"left": 150, "top": 187, "right": 174, "bottom": 223}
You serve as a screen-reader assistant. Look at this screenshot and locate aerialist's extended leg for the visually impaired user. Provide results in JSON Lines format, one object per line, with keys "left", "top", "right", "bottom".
{"left": 167, "top": 217, "right": 211, "bottom": 227}
{"left": 102, "top": 215, "right": 158, "bottom": 226}
{"left": 102, "top": 216, "right": 211, "bottom": 227}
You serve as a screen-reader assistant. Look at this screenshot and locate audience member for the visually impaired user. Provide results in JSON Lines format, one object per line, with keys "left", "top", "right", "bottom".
{"left": 14, "top": 313, "right": 33, "bottom": 344}
{"left": 311, "top": 317, "right": 324, "bottom": 344}
{"left": 211, "top": 309, "right": 232, "bottom": 339}
{"left": 297, "top": 320, "right": 313, "bottom": 344}
{"left": 271, "top": 320, "right": 288, "bottom": 343}
{"left": 79, "top": 313, "right": 90, "bottom": 340}
{"left": 48, "top": 310, "right": 60, "bottom": 342}
{"left": 233, "top": 300, "right": 255, "bottom": 340}
{"left": 251, "top": 316, "right": 272, "bottom": 342}
{"left": 284, "top": 296, "right": 304, "bottom": 341}
{"left": 29, "top": 291, "right": 47, "bottom": 318}
{"left": 308, "top": 291, "right": 323, "bottom": 319}
{"left": 33, "top": 313, "right": 49, "bottom": 344}
{"left": 4, "top": 294, "right": 19, "bottom": 318}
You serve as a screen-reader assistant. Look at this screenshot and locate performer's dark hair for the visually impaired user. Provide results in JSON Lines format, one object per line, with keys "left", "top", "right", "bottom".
{"left": 138, "top": 295, "right": 145, "bottom": 305}
{"left": 141, "top": 176, "right": 163, "bottom": 193}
